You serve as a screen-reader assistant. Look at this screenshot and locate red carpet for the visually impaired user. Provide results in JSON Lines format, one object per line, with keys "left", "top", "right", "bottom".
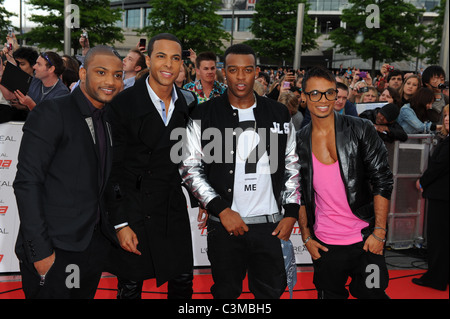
{"left": 0, "top": 270, "right": 448, "bottom": 299}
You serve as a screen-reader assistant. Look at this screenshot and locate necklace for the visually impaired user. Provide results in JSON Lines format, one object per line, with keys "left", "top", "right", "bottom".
{"left": 41, "top": 80, "right": 59, "bottom": 99}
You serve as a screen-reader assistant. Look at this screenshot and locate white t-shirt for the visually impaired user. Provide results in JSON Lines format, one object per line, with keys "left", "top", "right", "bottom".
{"left": 230, "top": 103, "right": 278, "bottom": 218}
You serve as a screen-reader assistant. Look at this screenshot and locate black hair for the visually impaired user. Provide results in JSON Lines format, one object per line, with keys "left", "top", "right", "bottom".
{"left": 336, "top": 82, "right": 348, "bottom": 91}
{"left": 387, "top": 69, "right": 404, "bottom": 82}
{"left": 13, "top": 47, "right": 39, "bottom": 67}
{"left": 83, "top": 45, "right": 122, "bottom": 70}
{"left": 421, "top": 65, "right": 446, "bottom": 86}
{"left": 223, "top": 44, "right": 256, "bottom": 66}
{"left": 147, "top": 33, "right": 182, "bottom": 56}
{"left": 41, "top": 51, "right": 65, "bottom": 77}
{"left": 195, "top": 51, "right": 217, "bottom": 68}
{"left": 302, "top": 66, "right": 336, "bottom": 91}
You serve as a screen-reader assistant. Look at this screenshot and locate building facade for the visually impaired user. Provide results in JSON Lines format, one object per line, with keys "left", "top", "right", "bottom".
{"left": 110, "top": 0, "right": 440, "bottom": 70}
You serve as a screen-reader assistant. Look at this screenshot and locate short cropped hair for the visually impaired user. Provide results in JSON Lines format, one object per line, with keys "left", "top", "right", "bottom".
{"left": 302, "top": 66, "right": 336, "bottom": 91}
{"left": 83, "top": 45, "right": 122, "bottom": 70}
{"left": 223, "top": 44, "right": 256, "bottom": 67}
{"left": 195, "top": 51, "right": 217, "bottom": 69}
{"left": 147, "top": 33, "right": 182, "bottom": 56}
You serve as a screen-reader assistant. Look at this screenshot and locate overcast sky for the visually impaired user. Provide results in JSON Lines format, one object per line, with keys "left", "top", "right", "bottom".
{"left": 4, "top": 0, "right": 45, "bottom": 28}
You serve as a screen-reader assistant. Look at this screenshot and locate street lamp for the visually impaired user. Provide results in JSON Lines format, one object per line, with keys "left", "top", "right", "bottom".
{"left": 231, "top": 0, "right": 237, "bottom": 46}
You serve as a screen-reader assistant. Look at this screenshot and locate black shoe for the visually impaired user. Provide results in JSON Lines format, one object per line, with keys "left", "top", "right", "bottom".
{"left": 412, "top": 278, "right": 447, "bottom": 291}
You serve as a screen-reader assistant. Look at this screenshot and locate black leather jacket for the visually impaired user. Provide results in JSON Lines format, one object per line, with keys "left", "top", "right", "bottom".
{"left": 296, "top": 112, "right": 393, "bottom": 237}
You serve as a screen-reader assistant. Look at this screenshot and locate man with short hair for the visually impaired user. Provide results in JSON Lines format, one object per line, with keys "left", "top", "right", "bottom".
{"left": 122, "top": 48, "right": 147, "bottom": 90}
{"left": 105, "top": 33, "right": 196, "bottom": 299}
{"left": 301, "top": 82, "right": 357, "bottom": 128}
{"left": 296, "top": 66, "right": 393, "bottom": 299}
{"left": 14, "top": 45, "right": 124, "bottom": 299}
{"left": 180, "top": 43, "right": 300, "bottom": 299}
{"left": 386, "top": 69, "right": 404, "bottom": 90}
{"left": 183, "top": 51, "right": 226, "bottom": 104}
{"left": 14, "top": 51, "right": 69, "bottom": 111}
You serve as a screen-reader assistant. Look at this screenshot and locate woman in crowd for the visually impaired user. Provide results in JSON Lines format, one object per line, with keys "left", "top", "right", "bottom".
{"left": 360, "top": 86, "right": 378, "bottom": 103}
{"left": 379, "top": 87, "right": 402, "bottom": 108}
{"left": 399, "top": 74, "right": 421, "bottom": 106}
{"left": 413, "top": 104, "right": 449, "bottom": 291}
{"left": 397, "top": 87, "right": 442, "bottom": 134}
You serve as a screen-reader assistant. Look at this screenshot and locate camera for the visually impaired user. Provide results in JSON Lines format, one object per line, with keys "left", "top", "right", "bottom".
{"left": 359, "top": 71, "right": 367, "bottom": 78}
{"left": 387, "top": 65, "right": 394, "bottom": 72}
{"left": 82, "top": 30, "right": 88, "bottom": 39}
{"left": 7, "top": 27, "right": 13, "bottom": 37}
{"left": 357, "top": 86, "right": 369, "bottom": 93}
{"left": 438, "top": 82, "right": 449, "bottom": 90}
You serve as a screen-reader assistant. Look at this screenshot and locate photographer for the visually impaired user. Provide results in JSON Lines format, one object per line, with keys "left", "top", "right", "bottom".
{"left": 422, "top": 65, "right": 449, "bottom": 119}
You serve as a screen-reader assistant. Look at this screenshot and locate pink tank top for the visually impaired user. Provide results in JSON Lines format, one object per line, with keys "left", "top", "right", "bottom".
{"left": 312, "top": 153, "right": 369, "bottom": 245}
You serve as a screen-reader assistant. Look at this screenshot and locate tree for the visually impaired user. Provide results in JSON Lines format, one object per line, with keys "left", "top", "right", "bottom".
{"left": 245, "top": 0, "right": 319, "bottom": 65}
{"left": 0, "top": 0, "right": 15, "bottom": 41}
{"left": 23, "top": 0, "right": 124, "bottom": 53}
{"left": 421, "top": 0, "right": 446, "bottom": 65}
{"left": 329, "top": 0, "right": 425, "bottom": 74}
{"left": 141, "top": 0, "right": 230, "bottom": 54}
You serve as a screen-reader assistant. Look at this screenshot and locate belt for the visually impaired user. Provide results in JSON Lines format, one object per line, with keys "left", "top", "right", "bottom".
{"left": 209, "top": 212, "right": 283, "bottom": 225}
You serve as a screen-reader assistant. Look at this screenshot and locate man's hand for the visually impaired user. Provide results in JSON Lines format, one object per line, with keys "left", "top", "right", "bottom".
{"left": 14, "top": 90, "right": 36, "bottom": 110}
{"left": 363, "top": 229, "right": 386, "bottom": 255}
{"left": 116, "top": 226, "right": 141, "bottom": 255}
{"left": 219, "top": 208, "right": 249, "bottom": 236}
{"left": 272, "top": 217, "right": 297, "bottom": 241}
{"left": 304, "top": 239, "right": 329, "bottom": 261}
{"left": 34, "top": 251, "right": 55, "bottom": 276}
{"left": 197, "top": 208, "right": 209, "bottom": 229}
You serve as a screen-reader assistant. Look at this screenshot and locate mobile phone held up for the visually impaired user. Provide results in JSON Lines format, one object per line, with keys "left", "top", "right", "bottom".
{"left": 139, "top": 38, "right": 146, "bottom": 50}
{"left": 182, "top": 50, "right": 191, "bottom": 60}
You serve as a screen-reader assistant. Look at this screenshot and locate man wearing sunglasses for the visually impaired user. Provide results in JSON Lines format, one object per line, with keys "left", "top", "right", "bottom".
{"left": 296, "top": 66, "right": 393, "bottom": 299}
{"left": 14, "top": 51, "right": 69, "bottom": 111}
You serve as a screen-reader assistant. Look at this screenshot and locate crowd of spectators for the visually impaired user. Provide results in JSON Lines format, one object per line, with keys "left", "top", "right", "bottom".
{"left": 1, "top": 31, "right": 448, "bottom": 143}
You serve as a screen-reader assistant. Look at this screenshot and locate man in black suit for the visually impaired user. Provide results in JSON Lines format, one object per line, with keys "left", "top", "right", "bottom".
{"left": 105, "top": 33, "right": 196, "bottom": 299}
{"left": 13, "top": 46, "right": 124, "bottom": 299}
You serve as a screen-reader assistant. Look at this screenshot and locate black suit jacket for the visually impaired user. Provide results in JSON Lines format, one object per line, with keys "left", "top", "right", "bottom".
{"left": 13, "top": 87, "right": 117, "bottom": 264}
{"left": 420, "top": 136, "right": 449, "bottom": 201}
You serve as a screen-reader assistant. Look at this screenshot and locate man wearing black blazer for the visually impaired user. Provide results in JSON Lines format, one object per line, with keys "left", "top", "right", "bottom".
{"left": 105, "top": 33, "right": 196, "bottom": 299}
{"left": 13, "top": 46, "right": 124, "bottom": 299}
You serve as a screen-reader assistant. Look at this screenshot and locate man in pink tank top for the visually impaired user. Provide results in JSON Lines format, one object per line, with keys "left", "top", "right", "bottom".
{"left": 296, "top": 66, "right": 393, "bottom": 299}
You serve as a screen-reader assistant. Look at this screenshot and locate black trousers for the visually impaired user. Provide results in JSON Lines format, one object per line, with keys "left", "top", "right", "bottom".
{"left": 206, "top": 220, "right": 287, "bottom": 299}
{"left": 19, "top": 227, "right": 110, "bottom": 299}
{"left": 420, "top": 199, "right": 449, "bottom": 290}
{"left": 312, "top": 238, "right": 389, "bottom": 299}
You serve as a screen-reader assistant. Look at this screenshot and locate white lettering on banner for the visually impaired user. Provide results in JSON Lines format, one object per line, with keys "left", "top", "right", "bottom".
{"left": 0, "top": 123, "right": 23, "bottom": 273}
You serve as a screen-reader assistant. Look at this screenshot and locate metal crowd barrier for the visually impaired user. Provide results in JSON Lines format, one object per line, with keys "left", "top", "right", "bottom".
{"left": 385, "top": 134, "right": 435, "bottom": 250}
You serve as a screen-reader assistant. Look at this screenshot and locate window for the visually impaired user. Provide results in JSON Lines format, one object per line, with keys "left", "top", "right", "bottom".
{"left": 126, "top": 9, "right": 141, "bottom": 28}
{"left": 144, "top": 8, "right": 152, "bottom": 27}
{"left": 238, "top": 17, "right": 252, "bottom": 32}
{"left": 222, "top": 17, "right": 232, "bottom": 31}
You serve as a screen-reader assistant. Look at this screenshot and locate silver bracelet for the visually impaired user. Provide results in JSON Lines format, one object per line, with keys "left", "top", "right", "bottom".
{"left": 303, "top": 236, "right": 312, "bottom": 245}
{"left": 371, "top": 233, "right": 386, "bottom": 243}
